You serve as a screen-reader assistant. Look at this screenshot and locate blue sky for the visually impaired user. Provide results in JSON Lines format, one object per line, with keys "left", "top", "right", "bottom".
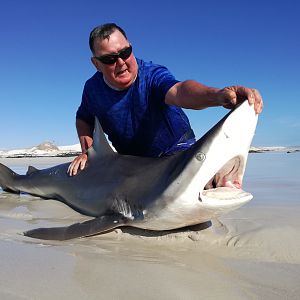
{"left": 0, "top": 0, "right": 299, "bottom": 149}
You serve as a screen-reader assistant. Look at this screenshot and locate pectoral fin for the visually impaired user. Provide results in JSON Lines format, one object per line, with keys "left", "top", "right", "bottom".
{"left": 23, "top": 214, "right": 128, "bottom": 241}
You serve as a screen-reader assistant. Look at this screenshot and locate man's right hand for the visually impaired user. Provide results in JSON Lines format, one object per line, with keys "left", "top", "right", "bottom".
{"left": 67, "top": 153, "right": 88, "bottom": 176}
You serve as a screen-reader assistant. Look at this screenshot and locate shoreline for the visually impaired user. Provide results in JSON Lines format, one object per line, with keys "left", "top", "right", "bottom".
{"left": 1, "top": 145, "right": 300, "bottom": 158}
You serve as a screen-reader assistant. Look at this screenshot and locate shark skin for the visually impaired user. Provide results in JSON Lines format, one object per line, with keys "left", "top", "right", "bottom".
{"left": 0, "top": 100, "right": 258, "bottom": 240}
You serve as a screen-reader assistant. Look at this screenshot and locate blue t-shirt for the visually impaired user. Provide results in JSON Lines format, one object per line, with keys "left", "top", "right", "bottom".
{"left": 76, "top": 58, "right": 195, "bottom": 157}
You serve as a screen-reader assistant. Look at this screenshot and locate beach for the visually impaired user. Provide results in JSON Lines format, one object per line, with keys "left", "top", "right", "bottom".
{"left": 0, "top": 153, "right": 300, "bottom": 300}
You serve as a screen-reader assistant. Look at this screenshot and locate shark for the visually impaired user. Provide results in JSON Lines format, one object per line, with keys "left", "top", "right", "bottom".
{"left": 0, "top": 100, "right": 258, "bottom": 240}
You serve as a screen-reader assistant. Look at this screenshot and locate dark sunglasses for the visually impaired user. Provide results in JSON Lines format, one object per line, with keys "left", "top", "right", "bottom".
{"left": 94, "top": 45, "right": 132, "bottom": 65}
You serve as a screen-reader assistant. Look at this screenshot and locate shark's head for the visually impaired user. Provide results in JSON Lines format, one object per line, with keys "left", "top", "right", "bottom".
{"left": 165, "top": 101, "right": 258, "bottom": 219}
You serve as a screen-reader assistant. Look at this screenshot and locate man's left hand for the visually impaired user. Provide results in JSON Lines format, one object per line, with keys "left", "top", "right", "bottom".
{"left": 218, "top": 86, "right": 263, "bottom": 114}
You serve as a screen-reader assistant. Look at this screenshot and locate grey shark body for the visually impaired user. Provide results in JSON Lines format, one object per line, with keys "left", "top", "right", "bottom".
{"left": 0, "top": 101, "right": 258, "bottom": 240}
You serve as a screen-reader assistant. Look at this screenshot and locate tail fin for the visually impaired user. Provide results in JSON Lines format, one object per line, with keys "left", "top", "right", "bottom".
{"left": 0, "top": 163, "right": 20, "bottom": 193}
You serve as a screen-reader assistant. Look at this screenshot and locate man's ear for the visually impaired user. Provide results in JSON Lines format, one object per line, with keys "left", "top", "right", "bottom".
{"left": 91, "top": 57, "right": 100, "bottom": 70}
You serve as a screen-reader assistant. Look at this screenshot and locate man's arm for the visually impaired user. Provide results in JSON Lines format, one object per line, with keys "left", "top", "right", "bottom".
{"left": 67, "top": 119, "right": 94, "bottom": 176}
{"left": 165, "top": 80, "right": 263, "bottom": 114}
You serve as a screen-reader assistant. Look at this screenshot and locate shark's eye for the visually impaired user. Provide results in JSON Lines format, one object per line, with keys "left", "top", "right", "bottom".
{"left": 195, "top": 152, "right": 206, "bottom": 161}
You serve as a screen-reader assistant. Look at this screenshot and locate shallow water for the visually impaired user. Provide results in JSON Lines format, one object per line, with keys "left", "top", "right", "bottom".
{"left": 245, "top": 152, "right": 300, "bottom": 205}
{"left": 0, "top": 153, "right": 300, "bottom": 299}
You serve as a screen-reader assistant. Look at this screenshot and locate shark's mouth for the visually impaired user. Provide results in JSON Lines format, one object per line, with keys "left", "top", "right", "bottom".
{"left": 200, "top": 156, "right": 252, "bottom": 204}
{"left": 205, "top": 156, "right": 243, "bottom": 190}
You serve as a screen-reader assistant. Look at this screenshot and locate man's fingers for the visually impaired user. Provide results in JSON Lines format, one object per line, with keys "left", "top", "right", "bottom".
{"left": 67, "top": 161, "right": 76, "bottom": 176}
{"left": 80, "top": 159, "right": 87, "bottom": 170}
{"left": 235, "top": 87, "right": 263, "bottom": 114}
{"left": 252, "top": 89, "right": 263, "bottom": 114}
{"left": 72, "top": 163, "right": 78, "bottom": 176}
{"left": 234, "top": 86, "right": 254, "bottom": 105}
{"left": 221, "top": 86, "right": 263, "bottom": 114}
{"left": 67, "top": 163, "right": 71, "bottom": 174}
{"left": 248, "top": 91, "right": 255, "bottom": 105}
{"left": 69, "top": 160, "right": 79, "bottom": 176}
{"left": 68, "top": 155, "right": 86, "bottom": 176}
{"left": 245, "top": 88, "right": 263, "bottom": 114}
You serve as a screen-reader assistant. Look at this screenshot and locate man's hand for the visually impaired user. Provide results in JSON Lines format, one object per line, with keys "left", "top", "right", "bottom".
{"left": 67, "top": 153, "right": 88, "bottom": 176}
{"left": 217, "top": 86, "right": 263, "bottom": 114}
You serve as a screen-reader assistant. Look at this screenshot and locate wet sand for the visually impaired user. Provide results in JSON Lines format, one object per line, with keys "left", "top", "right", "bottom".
{"left": 0, "top": 153, "right": 300, "bottom": 300}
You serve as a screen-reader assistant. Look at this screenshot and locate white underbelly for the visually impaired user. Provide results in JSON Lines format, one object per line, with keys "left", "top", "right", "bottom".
{"left": 132, "top": 187, "right": 252, "bottom": 230}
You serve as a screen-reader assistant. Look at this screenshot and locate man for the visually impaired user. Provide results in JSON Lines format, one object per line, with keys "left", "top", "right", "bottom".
{"left": 68, "top": 23, "right": 263, "bottom": 176}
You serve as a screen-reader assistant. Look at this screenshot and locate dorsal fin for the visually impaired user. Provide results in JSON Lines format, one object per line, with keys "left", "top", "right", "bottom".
{"left": 87, "top": 117, "right": 115, "bottom": 159}
{"left": 26, "top": 166, "right": 39, "bottom": 175}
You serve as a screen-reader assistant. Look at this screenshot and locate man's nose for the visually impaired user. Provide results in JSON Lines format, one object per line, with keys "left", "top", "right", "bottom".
{"left": 116, "top": 57, "right": 125, "bottom": 65}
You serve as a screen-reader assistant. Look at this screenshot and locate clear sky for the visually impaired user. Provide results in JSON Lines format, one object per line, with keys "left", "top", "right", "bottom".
{"left": 0, "top": 0, "right": 299, "bottom": 149}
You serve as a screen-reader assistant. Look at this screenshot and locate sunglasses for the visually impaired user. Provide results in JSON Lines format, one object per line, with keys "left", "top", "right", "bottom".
{"left": 94, "top": 45, "right": 133, "bottom": 65}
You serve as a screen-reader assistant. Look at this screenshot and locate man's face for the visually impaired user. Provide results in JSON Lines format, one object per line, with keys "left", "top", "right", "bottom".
{"left": 91, "top": 30, "right": 138, "bottom": 90}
